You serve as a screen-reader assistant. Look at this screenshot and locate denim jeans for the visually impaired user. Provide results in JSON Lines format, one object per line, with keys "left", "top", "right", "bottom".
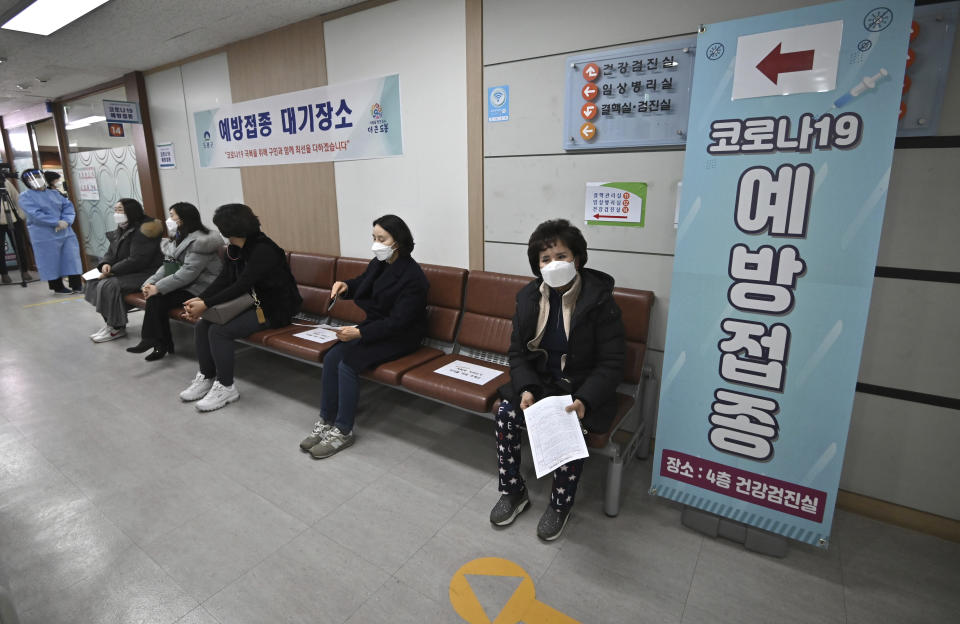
{"left": 320, "top": 342, "right": 360, "bottom": 434}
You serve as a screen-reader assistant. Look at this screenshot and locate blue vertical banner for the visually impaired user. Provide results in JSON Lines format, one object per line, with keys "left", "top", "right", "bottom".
{"left": 652, "top": 0, "right": 912, "bottom": 547}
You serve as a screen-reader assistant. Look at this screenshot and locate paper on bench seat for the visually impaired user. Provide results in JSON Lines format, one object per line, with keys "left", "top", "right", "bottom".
{"left": 433, "top": 359, "right": 504, "bottom": 385}
{"left": 522, "top": 395, "right": 589, "bottom": 479}
{"left": 293, "top": 327, "right": 338, "bottom": 344}
{"left": 81, "top": 268, "right": 101, "bottom": 281}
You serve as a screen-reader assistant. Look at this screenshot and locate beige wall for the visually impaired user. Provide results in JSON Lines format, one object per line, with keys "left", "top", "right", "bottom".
{"left": 227, "top": 17, "right": 340, "bottom": 255}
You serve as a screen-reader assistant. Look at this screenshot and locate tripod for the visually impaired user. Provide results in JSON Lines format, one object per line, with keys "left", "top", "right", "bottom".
{"left": 0, "top": 188, "right": 28, "bottom": 288}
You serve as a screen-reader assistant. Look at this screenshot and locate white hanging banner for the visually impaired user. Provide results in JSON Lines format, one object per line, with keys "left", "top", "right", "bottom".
{"left": 193, "top": 74, "right": 403, "bottom": 168}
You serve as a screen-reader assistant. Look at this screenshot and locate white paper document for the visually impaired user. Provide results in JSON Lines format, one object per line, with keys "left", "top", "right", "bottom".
{"left": 293, "top": 327, "right": 338, "bottom": 344}
{"left": 81, "top": 268, "right": 101, "bottom": 281}
{"left": 522, "top": 395, "right": 589, "bottom": 479}
{"left": 433, "top": 360, "right": 504, "bottom": 385}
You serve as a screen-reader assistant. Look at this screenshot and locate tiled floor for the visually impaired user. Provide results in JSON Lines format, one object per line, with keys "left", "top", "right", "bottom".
{"left": 1, "top": 283, "right": 958, "bottom": 623}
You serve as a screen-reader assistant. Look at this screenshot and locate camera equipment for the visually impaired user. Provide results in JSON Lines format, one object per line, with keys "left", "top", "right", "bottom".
{"left": 0, "top": 187, "right": 28, "bottom": 287}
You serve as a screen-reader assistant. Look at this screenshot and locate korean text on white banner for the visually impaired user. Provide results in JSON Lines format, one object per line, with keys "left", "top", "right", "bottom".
{"left": 193, "top": 74, "right": 402, "bottom": 168}
{"left": 652, "top": 0, "right": 912, "bottom": 547}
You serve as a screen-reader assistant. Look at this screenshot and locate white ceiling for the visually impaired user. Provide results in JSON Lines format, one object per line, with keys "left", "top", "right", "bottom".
{"left": 0, "top": 0, "right": 370, "bottom": 116}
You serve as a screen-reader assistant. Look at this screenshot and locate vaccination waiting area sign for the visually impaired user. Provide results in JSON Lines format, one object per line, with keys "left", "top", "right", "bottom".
{"left": 653, "top": 0, "right": 912, "bottom": 547}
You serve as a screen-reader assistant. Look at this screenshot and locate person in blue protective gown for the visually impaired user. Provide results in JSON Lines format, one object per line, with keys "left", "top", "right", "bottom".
{"left": 17, "top": 169, "right": 83, "bottom": 294}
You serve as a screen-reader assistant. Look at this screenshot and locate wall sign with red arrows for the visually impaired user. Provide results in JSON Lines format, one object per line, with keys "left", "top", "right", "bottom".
{"left": 563, "top": 37, "right": 696, "bottom": 150}
{"left": 583, "top": 181, "right": 647, "bottom": 227}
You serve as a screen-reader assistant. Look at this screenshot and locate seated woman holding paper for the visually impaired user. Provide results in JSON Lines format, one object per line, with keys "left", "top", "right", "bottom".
{"left": 299, "top": 214, "right": 428, "bottom": 459}
{"left": 126, "top": 202, "right": 222, "bottom": 361}
{"left": 84, "top": 198, "right": 164, "bottom": 343}
{"left": 490, "top": 219, "right": 625, "bottom": 541}
{"left": 180, "top": 203, "right": 301, "bottom": 412}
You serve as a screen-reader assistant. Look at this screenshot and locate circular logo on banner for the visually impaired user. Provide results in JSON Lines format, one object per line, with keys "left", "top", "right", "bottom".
{"left": 581, "top": 83, "right": 599, "bottom": 101}
{"left": 857, "top": 39, "right": 873, "bottom": 52}
{"left": 706, "top": 42, "right": 725, "bottom": 60}
{"left": 489, "top": 87, "right": 507, "bottom": 108}
{"left": 581, "top": 62, "right": 600, "bottom": 82}
{"left": 863, "top": 7, "right": 893, "bottom": 32}
{"left": 581, "top": 102, "right": 598, "bottom": 120}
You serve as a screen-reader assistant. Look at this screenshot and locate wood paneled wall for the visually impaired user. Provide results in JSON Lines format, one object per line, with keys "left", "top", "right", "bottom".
{"left": 226, "top": 16, "right": 339, "bottom": 255}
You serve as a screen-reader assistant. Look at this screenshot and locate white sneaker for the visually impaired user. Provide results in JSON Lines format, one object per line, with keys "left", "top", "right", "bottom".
{"left": 90, "top": 324, "right": 111, "bottom": 340}
{"left": 195, "top": 381, "right": 240, "bottom": 412}
{"left": 179, "top": 372, "right": 214, "bottom": 402}
{"left": 91, "top": 327, "right": 126, "bottom": 343}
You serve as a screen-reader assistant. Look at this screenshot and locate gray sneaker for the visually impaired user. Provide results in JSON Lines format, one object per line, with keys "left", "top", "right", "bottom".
{"left": 300, "top": 420, "right": 334, "bottom": 451}
{"left": 489, "top": 490, "right": 529, "bottom": 526}
{"left": 536, "top": 506, "right": 571, "bottom": 541}
{"left": 308, "top": 427, "right": 354, "bottom": 459}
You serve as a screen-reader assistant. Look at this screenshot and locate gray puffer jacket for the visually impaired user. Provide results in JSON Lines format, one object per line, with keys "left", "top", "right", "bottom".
{"left": 143, "top": 229, "right": 223, "bottom": 296}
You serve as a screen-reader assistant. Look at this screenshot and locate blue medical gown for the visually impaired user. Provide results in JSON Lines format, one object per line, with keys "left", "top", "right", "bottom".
{"left": 18, "top": 189, "right": 83, "bottom": 281}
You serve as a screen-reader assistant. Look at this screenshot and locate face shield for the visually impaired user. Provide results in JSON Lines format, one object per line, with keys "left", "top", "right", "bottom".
{"left": 21, "top": 169, "right": 46, "bottom": 191}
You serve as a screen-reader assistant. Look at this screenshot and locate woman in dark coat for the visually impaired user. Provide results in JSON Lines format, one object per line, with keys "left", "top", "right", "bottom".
{"left": 300, "top": 214, "right": 429, "bottom": 459}
{"left": 490, "top": 219, "right": 625, "bottom": 541}
{"left": 84, "top": 198, "right": 164, "bottom": 343}
{"left": 180, "top": 203, "right": 302, "bottom": 412}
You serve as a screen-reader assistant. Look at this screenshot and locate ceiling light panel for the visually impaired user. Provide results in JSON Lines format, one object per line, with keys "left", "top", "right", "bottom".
{"left": 2, "top": 0, "right": 112, "bottom": 36}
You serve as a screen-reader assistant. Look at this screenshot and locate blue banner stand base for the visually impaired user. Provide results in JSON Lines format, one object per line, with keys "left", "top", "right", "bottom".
{"left": 681, "top": 506, "right": 789, "bottom": 558}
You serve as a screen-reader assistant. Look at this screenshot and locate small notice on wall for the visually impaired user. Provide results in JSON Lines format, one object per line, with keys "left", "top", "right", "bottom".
{"left": 585, "top": 182, "right": 646, "bottom": 227}
{"left": 156, "top": 143, "right": 176, "bottom": 169}
{"left": 487, "top": 85, "right": 510, "bottom": 122}
{"left": 76, "top": 167, "right": 99, "bottom": 201}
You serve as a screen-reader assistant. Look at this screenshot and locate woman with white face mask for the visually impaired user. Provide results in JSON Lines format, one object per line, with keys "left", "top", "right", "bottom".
{"left": 127, "top": 203, "right": 222, "bottom": 361}
{"left": 83, "top": 198, "right": 164, "bottom": 342}
{"left": 300, "top": 214, "right": 429, "bottom": 459}
{"left": 489, "top": 219, "right": 626, "bottom": 541}
{"left": 16, "top": 168, "right": 81, "bottom": 292}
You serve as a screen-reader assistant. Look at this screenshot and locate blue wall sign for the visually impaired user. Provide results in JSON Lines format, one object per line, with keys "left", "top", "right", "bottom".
{"left": 488, "top": 85, "right": 509, "bottom": 122}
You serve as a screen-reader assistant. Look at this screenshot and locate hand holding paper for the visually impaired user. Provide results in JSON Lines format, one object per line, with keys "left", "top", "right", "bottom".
{"left": 522, "top": 395, "right": 589, "bottom": 479}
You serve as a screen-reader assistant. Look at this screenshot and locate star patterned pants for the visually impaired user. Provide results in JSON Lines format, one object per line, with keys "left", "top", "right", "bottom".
{"left": 496, "top": 399, "right": 586, "bottom": 511}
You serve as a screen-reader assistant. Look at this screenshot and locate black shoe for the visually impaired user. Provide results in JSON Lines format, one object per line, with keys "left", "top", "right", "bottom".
{"left": 126, "top": 341, "right": 154, "bottom": 354}
{"left": 536, "top": 506, "right": 571, "bottom": 541}
{"left": 51, "top": 287, "right": 72, "bottom": 295}
{"left": 144, "top": 347, "right": 167, "bottom": 361}
{"left": 489, "top": 490, "right": 530, "bottom": 526}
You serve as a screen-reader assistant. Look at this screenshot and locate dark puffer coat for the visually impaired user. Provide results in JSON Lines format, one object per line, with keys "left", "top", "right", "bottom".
{"left": 499, "top": 268, "right": 626, "bottom": 433}
{"left": 98, "top": 219, "right": 164, "bottom": 276}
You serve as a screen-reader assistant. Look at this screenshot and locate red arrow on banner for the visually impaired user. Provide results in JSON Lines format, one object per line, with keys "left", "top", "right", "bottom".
{"left": 756, "top": 43, "right": 815, "bottom": 84}
{"left": 593, "top": 213, "right": 628, "bottom": 219}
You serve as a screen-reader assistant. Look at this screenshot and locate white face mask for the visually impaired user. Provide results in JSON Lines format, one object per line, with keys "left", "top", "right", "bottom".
{"left": 113, "top": 212, "right": 128, "bottom": 226}
{"left": 165, "top": 219, "right": 178, "bottom": 236}
{"left": 540, "top": 260, "right": 577, "bottom": 288}
{"left": 371, "top": 241, "right": 395, "bottom": 261}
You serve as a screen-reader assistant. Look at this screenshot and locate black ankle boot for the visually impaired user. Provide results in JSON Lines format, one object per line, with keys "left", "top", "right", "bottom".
{"left": 126, "top": 341, "right": 154, "bottom": 354}
{"left": 144, "top": 346, "right": 167, "bottom": 361}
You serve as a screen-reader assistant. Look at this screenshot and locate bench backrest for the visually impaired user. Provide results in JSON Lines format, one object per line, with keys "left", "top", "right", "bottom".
{"left": 420, "top": 263, "right": 467, "bottom": 342}
{"left": 612, "top": 287, "right": 654, "bottom": 385}
{"left": 458, "top": 271, "right": 530, "bottom": 355}
{"left": 331, "top": 257, "right": 369, "bottom": 324}
{"left": 288, "top": 252, "right": 337, "bottom": 316}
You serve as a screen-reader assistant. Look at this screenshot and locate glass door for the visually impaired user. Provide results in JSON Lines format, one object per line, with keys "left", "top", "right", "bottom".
{"left": 63, "top": 85, "right": 142, "bottom": 259}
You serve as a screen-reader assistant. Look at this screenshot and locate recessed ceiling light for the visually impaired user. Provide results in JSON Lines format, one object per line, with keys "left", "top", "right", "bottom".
{"left": 64, "top": 115, "right": 105, "bottom": 130}
{"left": 2, "top": 0, "right": 112, "bottom": 36}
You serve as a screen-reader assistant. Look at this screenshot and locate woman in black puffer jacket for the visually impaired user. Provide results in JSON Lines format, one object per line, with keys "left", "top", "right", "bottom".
{"left": 180, "top": 203, "right": 302, "bottom": 412}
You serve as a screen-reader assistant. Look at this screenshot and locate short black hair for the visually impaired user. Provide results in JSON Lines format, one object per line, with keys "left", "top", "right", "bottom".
{"left": 43, "top": 171, "right": 61, "bottom": 185}
{"left": 373, "top": 214, "right": 415, "bottom": 256}
{"left": 213, "top": 203, "right": 261, "bottom": 238}
{"left": 526, "top": 219, "right": 588, "bottom": 277}
{"left": 118, "top": 198, "right": 145, "bottom": 225}
{"left": 169, "top": 202, "right": 209, "bottom": 238}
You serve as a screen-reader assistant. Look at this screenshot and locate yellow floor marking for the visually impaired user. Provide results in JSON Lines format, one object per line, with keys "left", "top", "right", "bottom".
{"left": 24, "top": 296, "right": 84, "bottom": 308}
{"left": 450, "top": 557, "right": 580, "bottom": 624}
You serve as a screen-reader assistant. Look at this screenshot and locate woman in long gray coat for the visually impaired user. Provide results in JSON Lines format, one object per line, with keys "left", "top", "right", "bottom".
{"left": 85, "top": 198, "right": 163, "bottom": 343}
{"left": 126, "top": 202, "right": 223, "bottom": 361}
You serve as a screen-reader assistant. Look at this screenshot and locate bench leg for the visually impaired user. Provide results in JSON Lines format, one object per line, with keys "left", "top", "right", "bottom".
{"left": 603, "top": 455, "right": 623, "bottom": 517}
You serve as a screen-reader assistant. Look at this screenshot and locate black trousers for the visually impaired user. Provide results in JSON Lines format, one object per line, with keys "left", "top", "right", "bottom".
{"left": 140, "top": 288, "right": 194, "bottom": 351}
{"left": 194, "top": 309, "right": 267, "bottom": 386}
